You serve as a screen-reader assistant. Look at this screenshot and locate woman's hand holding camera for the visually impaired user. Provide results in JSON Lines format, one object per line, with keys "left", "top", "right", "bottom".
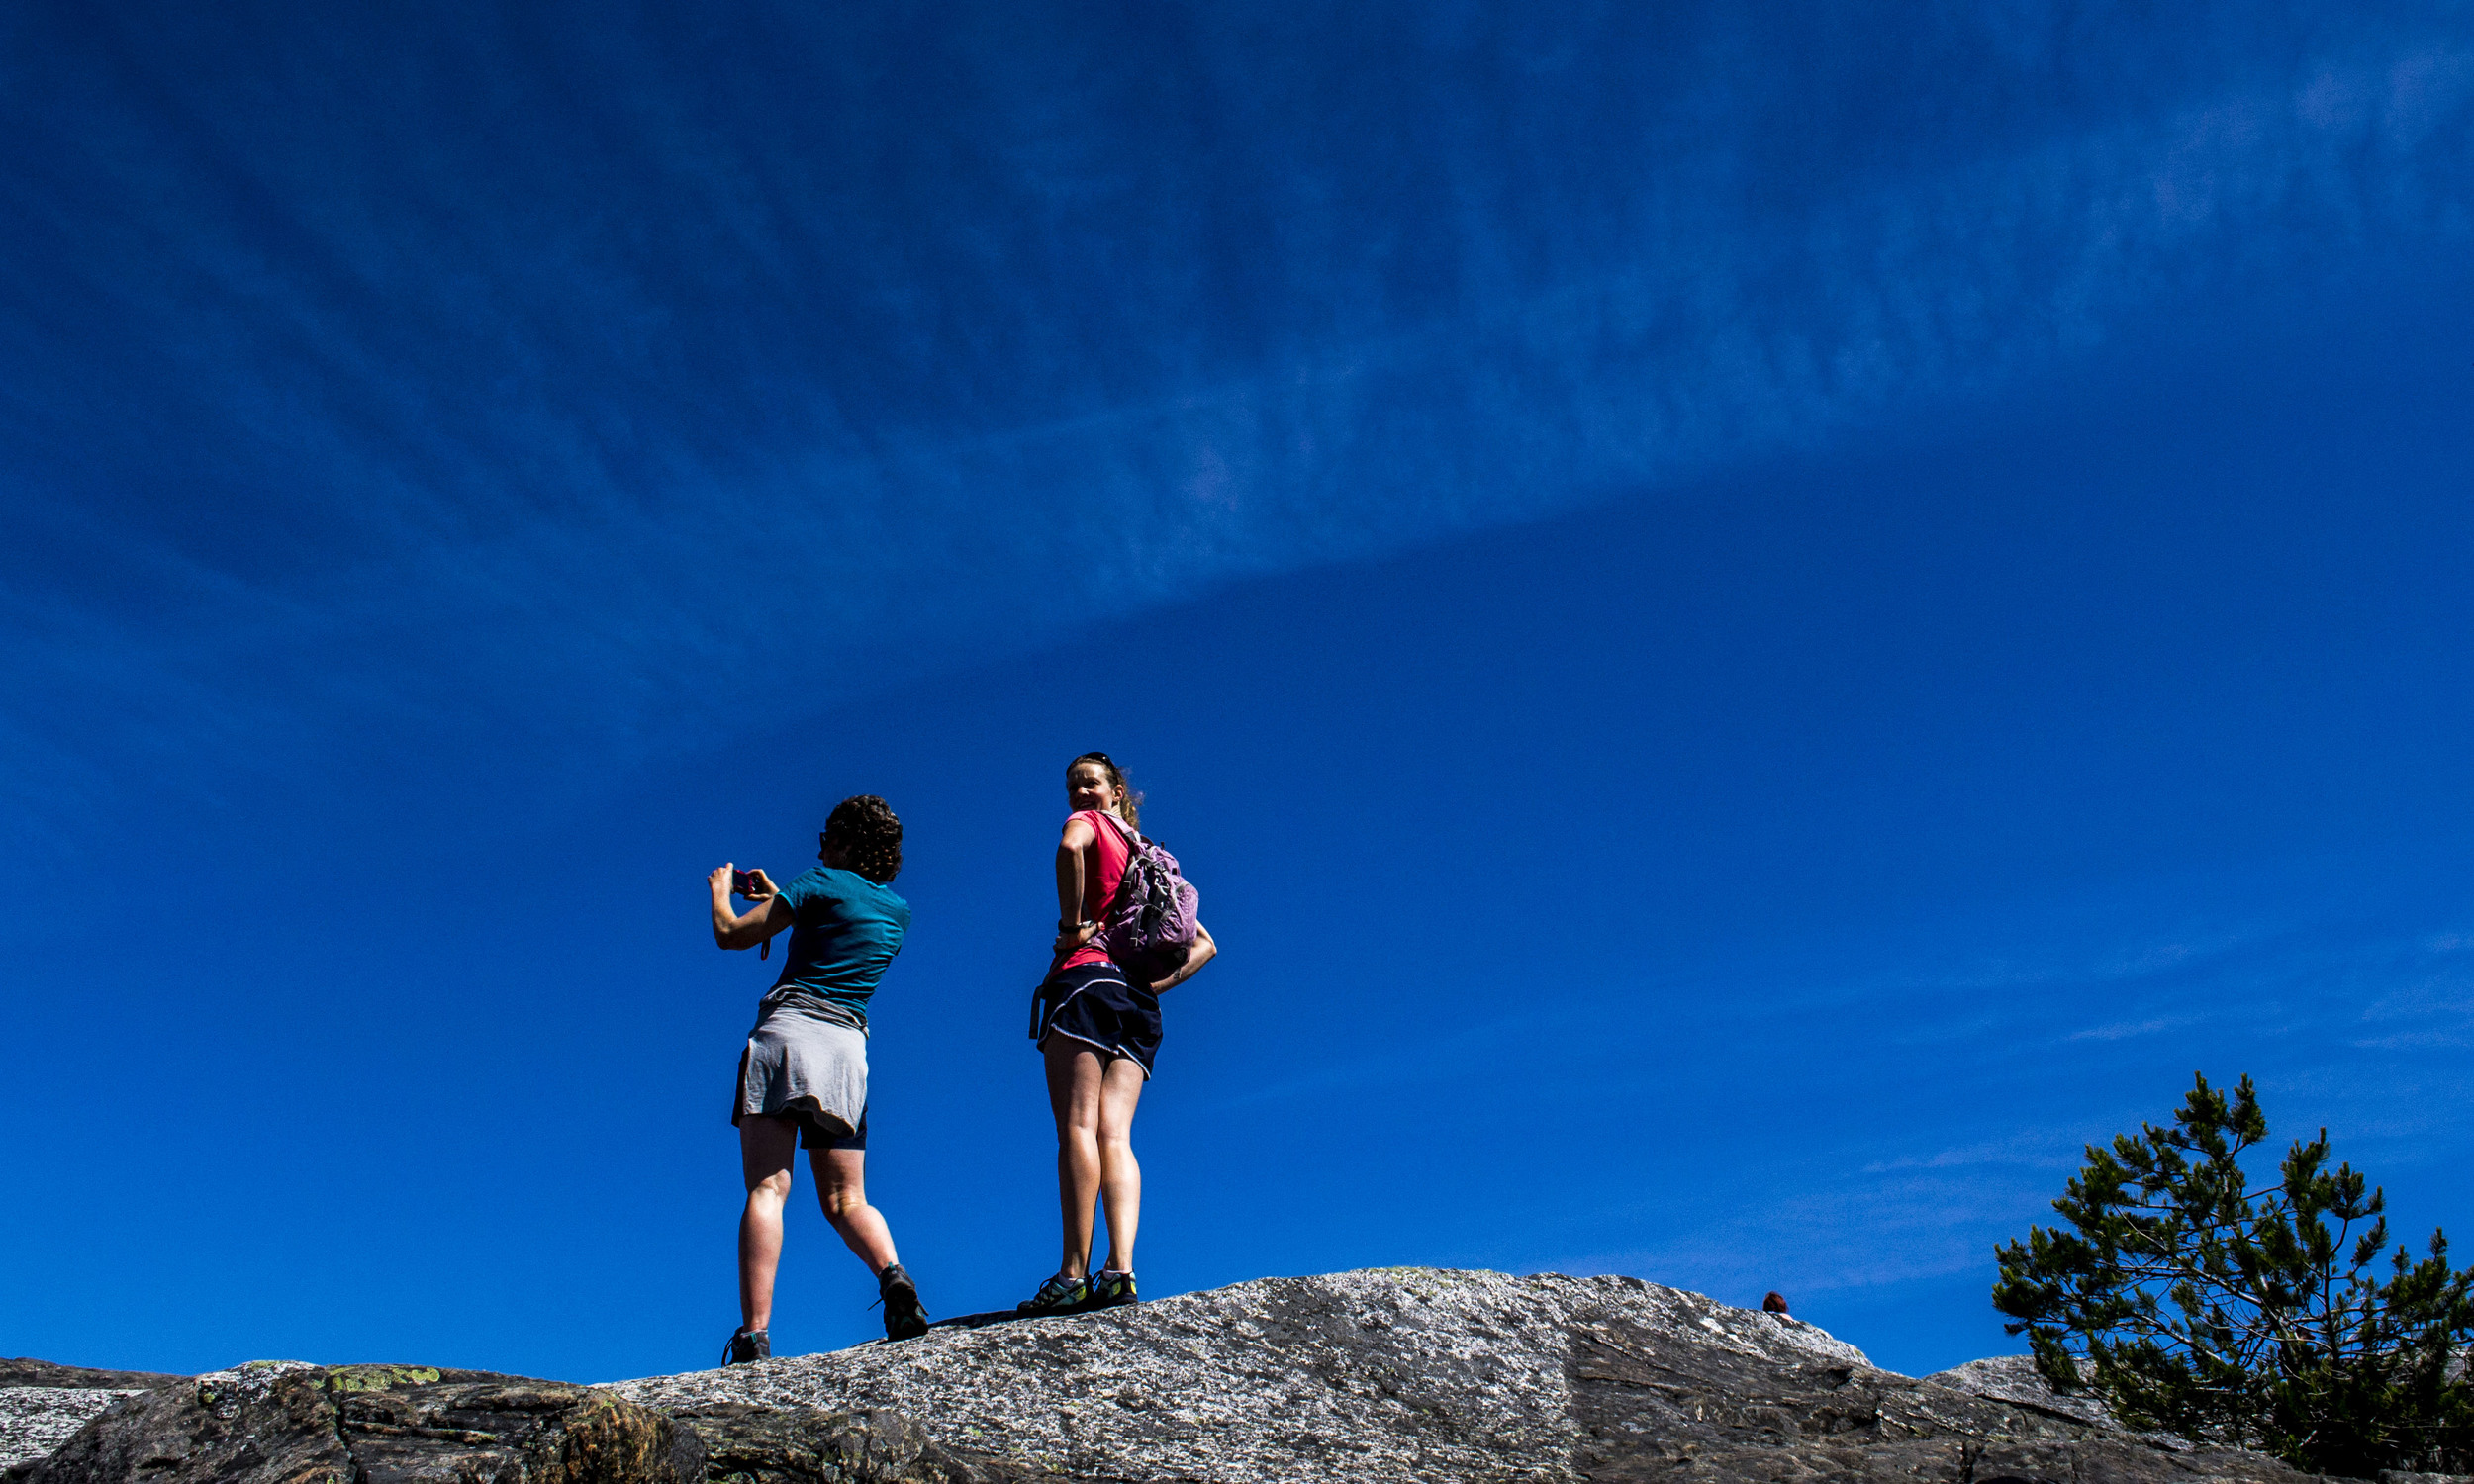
{"left": 708, "top": 863, "right": 788, "bottom": 952}
{"left": 709, "top": 863, "right": 780, "bottom": 903}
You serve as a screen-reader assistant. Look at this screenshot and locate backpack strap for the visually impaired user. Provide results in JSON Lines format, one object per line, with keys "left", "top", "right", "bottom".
{"left": 1094, "top": 810, "right": 1139, "bottom": 852}
{"left": 1091, "top": 811, "right": 1141, "bottom": 917}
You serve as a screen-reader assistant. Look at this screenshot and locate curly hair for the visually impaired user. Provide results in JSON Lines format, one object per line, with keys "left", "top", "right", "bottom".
{"left": 1070, "top": 752, "right": 1143, "bottom": 831}
{"left": 824, "top": 794, "right": 904, "bottom": 883}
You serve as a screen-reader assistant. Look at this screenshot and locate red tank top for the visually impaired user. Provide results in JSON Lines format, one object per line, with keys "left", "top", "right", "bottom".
{"left": 1062, "top": 809, "right": 1130, "bottom": 970}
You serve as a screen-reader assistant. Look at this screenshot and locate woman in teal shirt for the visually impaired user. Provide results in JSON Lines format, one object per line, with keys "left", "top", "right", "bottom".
{"left": 707, "top": 793, "right": 928, "bottom": 1359}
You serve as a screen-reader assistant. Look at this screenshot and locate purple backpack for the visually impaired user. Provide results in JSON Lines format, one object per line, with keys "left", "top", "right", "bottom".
{"left": 1094, "top": 815, "right": 1200, "bottom": 978}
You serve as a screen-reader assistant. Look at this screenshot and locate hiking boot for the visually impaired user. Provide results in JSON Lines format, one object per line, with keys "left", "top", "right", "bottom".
{"left": 1090, "top": 1270, "right": 1139, "bottom": 1308}
{"left": 1015, "top": 1271, "right": 1090, "bottom": 1315}
{"left": 878, "top": 1262, "right": 929, "bottom": 1342}
{"left": 722, "top": 1327, "right": 770, "bottom": 1365}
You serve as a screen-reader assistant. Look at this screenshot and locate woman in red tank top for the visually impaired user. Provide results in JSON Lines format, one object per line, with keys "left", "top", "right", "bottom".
{"left": 1017, "top": 752, "right": 1215, "bottom": 1315}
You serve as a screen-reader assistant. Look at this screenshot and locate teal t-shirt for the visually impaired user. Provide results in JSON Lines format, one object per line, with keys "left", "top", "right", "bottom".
{"left": 764, "top": 866, "right": 910, "bottom": 1028}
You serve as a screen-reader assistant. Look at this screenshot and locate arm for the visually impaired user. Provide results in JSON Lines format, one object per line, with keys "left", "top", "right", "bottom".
{"left": 1149, "top": 923, "right": 1215, "bottom": 993}
{"left": 709, "top": 865, "right": 795, "bottom": 950}
{"left": 1050, "top": 816, "right": 1099, "bottom": 967}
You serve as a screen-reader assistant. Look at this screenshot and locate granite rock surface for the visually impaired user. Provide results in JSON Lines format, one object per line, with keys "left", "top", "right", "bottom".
{"left": 666, "top": 1401, "right": 1022, "bottom": 1484}
{"left": 611, "top": 1267, "right": 2321, "bottom": 1484}
{"left": 1922, "top": 1354, "right": 2125, "bottom": 1431}
{"left": 0, "top": 1366, "right": 188, "bottom": 1392}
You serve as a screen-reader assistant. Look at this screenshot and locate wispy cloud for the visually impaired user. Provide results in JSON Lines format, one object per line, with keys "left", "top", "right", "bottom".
{"left": 4, "top": 7, "right": 2470, "bottom": 853}
{"left": 1519, "top": 904, "right": 2474, "bottom": 1331}
{"left": 2066, "top": 1014, "right": 2201, "bottom": 1043}
{"left": 1544, "top": 1165, "right": 2058, "bottom": 1312}
{"left": 1860, "top": 1130, "right": 2089, "bottom": 1176}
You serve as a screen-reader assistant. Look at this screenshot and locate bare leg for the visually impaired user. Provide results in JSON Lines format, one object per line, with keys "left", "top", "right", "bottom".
{"left": 1094, "top": 1057, "right": 1147, "bottom": 1273}
{"left": 809, "top": 1147, "right": 899, "bottom": 1273}
{"left": 737, "top": 1115, "right": 801, "bottom": 1332}
{"left": 1042, "top": 1035, "right": 1107, "bottom": 1279}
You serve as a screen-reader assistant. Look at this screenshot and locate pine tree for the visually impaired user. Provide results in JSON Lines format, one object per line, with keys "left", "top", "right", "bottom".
{"left": 1992, "top": 1072, "right": 2474, "bottom": 1477}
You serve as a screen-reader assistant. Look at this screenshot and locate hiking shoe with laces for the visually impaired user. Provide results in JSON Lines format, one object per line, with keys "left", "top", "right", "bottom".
{"left": 722, "top": 1327, "right": 770, "bottom": 1365}
{"left": 1090, "top": 1270, "right": 1138, "bottom": 1308}
{"left": 878, "top": 1262, "right": 929, "bottom": 1342}
{"left": 1015, "top": 1271, "right": 1090, "bottom": 1315}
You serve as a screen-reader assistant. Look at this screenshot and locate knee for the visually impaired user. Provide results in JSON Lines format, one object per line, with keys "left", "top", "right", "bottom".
{"left": 747, "top": 1170, "right": 793, "bottom": 1204}
{"left": 818, "top": 1183, "right": 866, "bottom": 1222}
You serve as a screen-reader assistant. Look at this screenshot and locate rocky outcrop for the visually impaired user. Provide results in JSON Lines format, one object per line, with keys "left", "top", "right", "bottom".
{"left": 9, "top": 1360, "right": 1018, "bottom": 1484}
{"left": 0, "top": 1360, "right": 187, "bottom": 1473}
{"left": 10, "top": 1361, "right": 709, "bottom": 1484}
{"left": 614, "top": 1267, "right": 2318, "bottom": 1484}
{"left": 11, "top": 1269, "right": 2329, "bottom": 1484}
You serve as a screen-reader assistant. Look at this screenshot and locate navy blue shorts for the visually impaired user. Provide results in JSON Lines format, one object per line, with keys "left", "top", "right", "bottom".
{"left": 730, "top": 1102, "right": 866, "bottom": 1151}
{"left": 1032, "top": 962, "right": 1163, "bottom": 1078}
{"left": 800, "top": 1106, "right": 867, "bottom": 1153}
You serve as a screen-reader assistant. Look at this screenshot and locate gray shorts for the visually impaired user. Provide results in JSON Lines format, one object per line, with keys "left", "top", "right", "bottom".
{"left": 732, "top": 1004, "right": 869, "bottom": 1150}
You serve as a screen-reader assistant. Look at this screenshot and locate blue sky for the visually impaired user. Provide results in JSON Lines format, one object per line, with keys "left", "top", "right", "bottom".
{"left": 5, "top": 0, "right": 2473, "bottom": 1382}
